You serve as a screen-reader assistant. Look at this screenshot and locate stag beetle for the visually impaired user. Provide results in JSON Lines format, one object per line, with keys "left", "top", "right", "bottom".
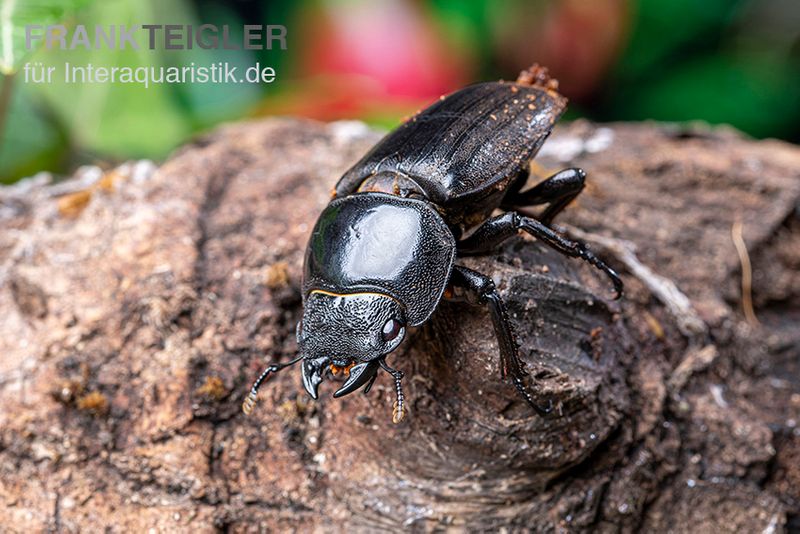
{"left": 243, "top": 65, "right": 622, "bottom": 423}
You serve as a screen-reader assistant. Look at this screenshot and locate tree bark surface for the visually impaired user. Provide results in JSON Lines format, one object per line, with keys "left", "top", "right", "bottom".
{"left": 1, "top": 119, "right": 799, "bottom": 532}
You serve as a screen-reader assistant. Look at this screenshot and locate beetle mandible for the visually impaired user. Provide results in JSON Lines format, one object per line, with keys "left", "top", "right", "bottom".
{"left": 243, "top": 64, "right": 623, "bottom": 423}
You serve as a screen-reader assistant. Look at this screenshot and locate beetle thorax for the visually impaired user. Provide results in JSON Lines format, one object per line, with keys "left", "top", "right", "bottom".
{"left": 302, "top": 193, "right": 457, "bottom": 326}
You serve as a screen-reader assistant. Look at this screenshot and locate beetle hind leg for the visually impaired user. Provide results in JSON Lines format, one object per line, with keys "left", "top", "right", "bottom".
{"left": 501, "top": 167, "right": 586, "bottom": 226}
{"left": 449, "top": 265, "right": 553, "bottom": 416}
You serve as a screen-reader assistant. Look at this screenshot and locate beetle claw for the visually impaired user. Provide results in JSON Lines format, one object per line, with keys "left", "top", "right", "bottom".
{"left": 333, "top": 360, "right": 380, "bottom": 398}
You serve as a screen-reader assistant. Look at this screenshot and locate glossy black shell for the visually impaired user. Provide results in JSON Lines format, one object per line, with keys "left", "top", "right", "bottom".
{"left": 303, "top": 193, "right": 456, "bottom": 326}
{"left": 335, "top": 80, "right": 567, "bottom": 217}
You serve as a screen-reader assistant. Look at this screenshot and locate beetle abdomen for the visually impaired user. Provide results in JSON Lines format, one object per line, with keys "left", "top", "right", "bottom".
{"left": 336, "top": 75, "right": 567, "bottom": 208}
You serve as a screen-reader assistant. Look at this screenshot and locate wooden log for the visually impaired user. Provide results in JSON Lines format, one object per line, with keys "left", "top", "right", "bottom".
{"left": 1, "top": 118, "right": 798, "bottom": 531}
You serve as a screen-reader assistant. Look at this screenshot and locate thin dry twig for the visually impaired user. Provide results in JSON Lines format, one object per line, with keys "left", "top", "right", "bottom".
{"left": 731, "top": 219, "right": 760, "bottom": 326}
{"left": 562, "top": 224, "right": 708, "bottom": 341}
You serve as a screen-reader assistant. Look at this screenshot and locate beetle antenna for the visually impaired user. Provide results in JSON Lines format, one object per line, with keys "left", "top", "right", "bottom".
{"left": 379, "top": 359, "right": 406, "bottom": 423}
{"left": 242, "top": 355, "right": 304, "bottom": 415}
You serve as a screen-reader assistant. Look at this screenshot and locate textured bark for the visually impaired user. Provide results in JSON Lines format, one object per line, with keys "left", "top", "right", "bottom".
{"left": 1, "top": 118, "right": 799, "bottom": 532}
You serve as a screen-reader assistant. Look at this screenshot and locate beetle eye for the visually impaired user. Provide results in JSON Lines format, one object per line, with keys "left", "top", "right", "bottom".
{"left": 381, "top": 318, "right": 404, "bottom": 342}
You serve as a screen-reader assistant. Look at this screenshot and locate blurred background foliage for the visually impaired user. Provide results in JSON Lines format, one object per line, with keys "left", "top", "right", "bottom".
{"left": 1, "top": 0, "right": 798, "bottom": 183}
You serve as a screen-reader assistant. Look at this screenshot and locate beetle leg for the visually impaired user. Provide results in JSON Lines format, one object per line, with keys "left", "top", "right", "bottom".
{"left": 501, "top": 167, "right": 532, "bottom": 200}
{"left": 449, "top": 265, "right": 553, "bottom": 416}
{"left": 501, "top": 168, "right": 586, "bottom": 225}
{"left": 458, "top": 211, "right": 623, "bottom": 299}
{"left": 242, "top": 355, "right": 304, "bottom": 415}
{"left": 379, "top": 359, "right": 407, "bottom": 423}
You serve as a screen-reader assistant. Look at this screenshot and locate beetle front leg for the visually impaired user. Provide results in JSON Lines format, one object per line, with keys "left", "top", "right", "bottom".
{"left": 449, "top": 265, "right": 553, "bottom": 416}
{"left": 458, "top": 211, "right": 623, "bottom": 299}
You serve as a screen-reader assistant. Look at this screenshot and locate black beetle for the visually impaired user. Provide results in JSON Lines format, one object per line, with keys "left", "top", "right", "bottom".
{"left": 243, "top": 65, "right": 622, "bottom": 423}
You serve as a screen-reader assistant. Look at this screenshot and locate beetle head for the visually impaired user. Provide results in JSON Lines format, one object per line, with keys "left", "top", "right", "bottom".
{"left": 297, "top": 290, "right": 406, "bottom": 399}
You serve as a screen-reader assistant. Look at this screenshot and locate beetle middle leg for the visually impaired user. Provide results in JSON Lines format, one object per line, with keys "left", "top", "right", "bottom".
{"left": 458, "top": 211, "right": 623, "bottom": 299}
{"left": 449, "top": 265, "right": 553, "bottom": 416}
{"left": 501, "top": 168, "right": 586, "bottom": 225}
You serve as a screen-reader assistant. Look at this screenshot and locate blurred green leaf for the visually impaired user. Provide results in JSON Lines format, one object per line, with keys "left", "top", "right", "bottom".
{"left": 25, "top": 0, "right": 264, "bottom": 159}
{"left": 428, "top": 0, "right": 489, "bottom": 66}
{"left": 617, "top": 0, "right": 746, "bottom": 78}
{"left": 157, "top": 0, "right": 259, "bottom": 128}
{"left": 31, "top": 0, "right": 192, "bottom": 157}
{"left": 612, "top": 52, "right": 800, "bottom": 138}
{"left": 0, "top": 0, "right": 93, "bottom": 74}
{"left": 0, "top": 74, "right": 67, "bottom": 182}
